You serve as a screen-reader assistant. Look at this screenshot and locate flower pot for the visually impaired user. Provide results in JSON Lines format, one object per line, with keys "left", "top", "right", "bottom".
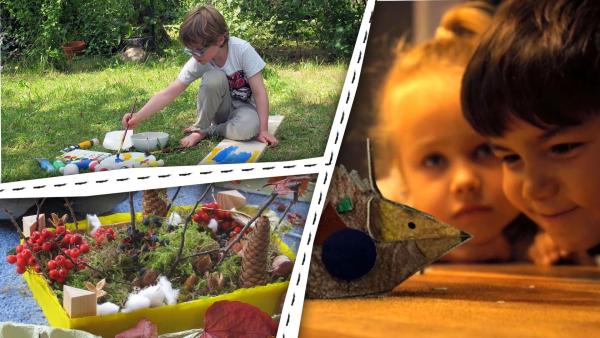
{"left": 62, "top": 40, "right": 86, "bottom": 58}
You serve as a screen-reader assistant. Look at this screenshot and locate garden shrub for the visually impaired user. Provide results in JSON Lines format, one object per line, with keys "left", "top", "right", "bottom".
{"left": 1, "top": 0, "right": 66, "bottom": 66}
{"left": 1, "top": 0, "right": 133, "bottom": 65}
{"left": 72, "top": 0, "right": 134, "bottom": 55}
{"left": 2, "top": 0, "right": 365, "bottom": 67}
{"left": 208, "top": 0, "right": 366, "bottom": 60}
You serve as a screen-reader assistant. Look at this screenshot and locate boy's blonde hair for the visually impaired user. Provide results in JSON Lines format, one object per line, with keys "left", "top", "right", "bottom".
{"left": 373, "top": 2, "right": 493, "bottom": 175}
{"left": 179, "top": 5, "right": 229, "bottom": 48}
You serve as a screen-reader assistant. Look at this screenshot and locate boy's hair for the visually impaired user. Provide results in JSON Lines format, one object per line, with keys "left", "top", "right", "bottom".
{"left": 461, "top": 0, "right": 600, "bottom": 137}
{"left": 372, "top": 2, "right": 493, "bottom": 173}
{"left": 179, "top": 5, "right": 229, "bottom": 48}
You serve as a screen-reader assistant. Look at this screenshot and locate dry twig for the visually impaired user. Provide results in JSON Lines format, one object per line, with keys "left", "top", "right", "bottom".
{"left": 63, "top": 197, "right": 79, "bottom": 231}
{"left": 168, "top": 183, "right": 213, "bottom": 278}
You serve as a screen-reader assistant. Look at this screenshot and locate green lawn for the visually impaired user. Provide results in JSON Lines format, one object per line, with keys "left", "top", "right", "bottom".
{"left": 1, "top": 55, "right": 346, "bottom": 182}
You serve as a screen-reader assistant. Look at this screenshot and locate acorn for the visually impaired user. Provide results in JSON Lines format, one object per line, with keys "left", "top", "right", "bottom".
{"left": 183, "top": 273, "right": 199, "bottom": 292}
{"left": 141, "top": 269, "right": 160, "bottom": 287}
{"left": 205, "top": 271, "right": 225, "bottom": 294}
{"left": 192, "top": 255, "right": 212, "bottom": 275}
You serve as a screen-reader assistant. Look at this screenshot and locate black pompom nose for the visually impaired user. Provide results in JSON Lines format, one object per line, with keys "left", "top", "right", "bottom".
{"left": 321, "top": 228, "right": 377, "bottom": 281}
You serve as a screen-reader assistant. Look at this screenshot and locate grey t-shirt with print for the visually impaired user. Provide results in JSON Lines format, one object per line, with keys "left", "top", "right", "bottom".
{"left": 177, "top": 36, "right": 266, "bottom": 104}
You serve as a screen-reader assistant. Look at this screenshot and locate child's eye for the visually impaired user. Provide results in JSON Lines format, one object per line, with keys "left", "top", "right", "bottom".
{"left": 549, "top": 142, "right": 583, "bottom": 155}
{"left": 472, "top": 143, "right": 494, "bottom": 160}
{"left": 501, "top": 154, "right": 521, "bottom": 165}
{"left": 422, "top": 153, "right": 447, "bottom": 169}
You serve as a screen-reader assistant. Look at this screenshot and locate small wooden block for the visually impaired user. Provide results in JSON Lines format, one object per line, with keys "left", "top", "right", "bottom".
{"left": 63, "top": 285, "right": 97, "bottom": 318}
{"left": 22, "top": 214, "right": 45, "bottom": 238}
{"left": 216, "top": 190, "right": 247, "bottom": 210}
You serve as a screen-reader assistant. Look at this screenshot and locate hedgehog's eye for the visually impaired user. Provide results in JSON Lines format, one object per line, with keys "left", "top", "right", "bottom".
{"left": 408, "top": 222, "right": 416, "bottom": 230}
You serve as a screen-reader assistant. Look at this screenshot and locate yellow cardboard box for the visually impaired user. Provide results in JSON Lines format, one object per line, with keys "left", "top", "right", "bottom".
{"left": 23, "top": 211, "right": 294, "bottom": 337}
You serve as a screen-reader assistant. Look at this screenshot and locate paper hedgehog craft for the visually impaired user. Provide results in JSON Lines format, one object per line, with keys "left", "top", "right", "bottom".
{"left": 307, "top": 141, "right": 470, "bottom": 298}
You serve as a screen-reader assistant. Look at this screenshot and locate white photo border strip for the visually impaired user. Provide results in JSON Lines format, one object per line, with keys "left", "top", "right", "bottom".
{"left": 0, "top": 159, "right": 321, "bottom": 198}
{"left": 277, "top": 1, "right": 374, "bottom": 337}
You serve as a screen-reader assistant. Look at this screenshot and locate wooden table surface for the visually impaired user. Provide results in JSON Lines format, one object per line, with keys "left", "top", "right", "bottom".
{"left": 299, "top": 264, "right": 600, "bottom": 338}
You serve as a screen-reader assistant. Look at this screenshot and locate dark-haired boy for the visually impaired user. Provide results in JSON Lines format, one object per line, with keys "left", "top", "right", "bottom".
{"left": 461, "top": 0, "right": 600, "bottom": 265}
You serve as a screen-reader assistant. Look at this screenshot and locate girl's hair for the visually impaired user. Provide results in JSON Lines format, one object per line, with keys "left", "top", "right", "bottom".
{"left": 372, "top": 2, "right": 494, "bottom": 171}
{"left": 179, "top": 5, "right": 230, "bottom": 48}
{"left": 462, "top": 0, "right": 600, "bottom": 137}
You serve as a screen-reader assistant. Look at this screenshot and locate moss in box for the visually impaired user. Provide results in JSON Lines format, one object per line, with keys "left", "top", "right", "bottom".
{"left": 144, "top": 229, "right": 219, "bottom": 277}
{"left": 214, "top": 254, "right": 242, "bottom": 294}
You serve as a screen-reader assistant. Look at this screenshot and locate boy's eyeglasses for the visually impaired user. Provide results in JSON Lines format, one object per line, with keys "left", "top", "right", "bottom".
{"left": 184, "top": 46, "right": 208, "bottom": 58}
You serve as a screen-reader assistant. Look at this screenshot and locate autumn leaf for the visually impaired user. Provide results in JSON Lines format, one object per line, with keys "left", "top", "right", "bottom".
{"left": 115, "top": 318, "right": 158, "bottom": 338}
{"left": 265, "top": 176, "right": 311, "bottom": 196}
{"left": 49, "top": 213, "right": 68, "bottom": 227}
{"left": 84, "top": 278, "right": 107, "bottom": 299}
{"left": 200, "top": 300, "right": 277, "bottom": 338}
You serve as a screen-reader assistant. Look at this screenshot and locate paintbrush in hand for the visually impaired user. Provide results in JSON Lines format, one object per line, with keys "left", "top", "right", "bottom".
{"left": 117, "top": 98, "right": 138, "bottom": 158}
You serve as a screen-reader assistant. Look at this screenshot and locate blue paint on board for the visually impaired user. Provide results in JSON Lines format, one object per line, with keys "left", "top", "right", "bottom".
{"left": 213, "top": 146, "right": 238, "bottom": 162}
{"left": 220, "top": 151, "right": 252, "bottom": 163}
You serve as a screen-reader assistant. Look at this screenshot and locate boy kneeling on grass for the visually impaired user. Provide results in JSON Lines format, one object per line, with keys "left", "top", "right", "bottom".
{"left": 122, "top": 5, "right": 278, "bottom": 148}
{"left": 461, "top": 0, "right": 600, "bottom": 266}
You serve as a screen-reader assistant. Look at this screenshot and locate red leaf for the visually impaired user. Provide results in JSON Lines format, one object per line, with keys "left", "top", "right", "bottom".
{"left": 115, "top": 318, "right": 158, "bottom": 338}
{"left": 265, "top": 176, "right": 311, "bottom": 196}
{"left": 200, "top": 301, "right": 277, "bottom": 338}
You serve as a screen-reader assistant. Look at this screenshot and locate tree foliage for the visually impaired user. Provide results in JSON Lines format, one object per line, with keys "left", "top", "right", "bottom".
{"left": 1, "top": 0, "right": 133, "bottom": 66}
{"left": 210, "top": 0, "right": 365, "bottom": 60}
{"left": 1, "top": 0, "right": 366, "bottom": 67}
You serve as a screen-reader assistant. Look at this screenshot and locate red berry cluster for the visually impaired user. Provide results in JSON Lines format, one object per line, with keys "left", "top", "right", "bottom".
{"left": 45, "top": 253, "right": 83, "bottom": 284}
{"left": 6, "top": 245, "right": 37, "bottom": 275}
{"left": 192, "top": 202, "right": 249, "bottom": 239}
{"left": 6, "top": 226, "right": 90, "bottom": 284}
{"left": 94, "top": 227, "right": 116, "bottom": 245}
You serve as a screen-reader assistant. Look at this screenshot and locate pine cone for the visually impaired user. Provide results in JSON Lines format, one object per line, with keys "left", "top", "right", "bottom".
{"left": 142, "top": 189, "right": 168, "bottom": 218}
{"left": 241, "top": 216, "right": 270, "bottom": 287}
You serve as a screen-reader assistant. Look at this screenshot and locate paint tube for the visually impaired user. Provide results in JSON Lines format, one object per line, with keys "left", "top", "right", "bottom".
{"left": 36, "top": 158, "right": 55, "bottom": 173}
{"left": 60, "top": 138, "right": 99, "bottom": 153}
{"left": 52, "top": 159, "right": 66, "bottom": 170}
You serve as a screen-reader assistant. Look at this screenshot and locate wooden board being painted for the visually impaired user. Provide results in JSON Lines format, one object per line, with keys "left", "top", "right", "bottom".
{"left": 199, "top": 115, "right": 284, "bottom": 164}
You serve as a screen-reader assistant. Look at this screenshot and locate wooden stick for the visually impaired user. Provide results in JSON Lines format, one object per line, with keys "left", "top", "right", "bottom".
{"left": 180, "top": 192, "right": 278, "bottom": 264}
{"left": 275, "top": 192, "right": 297, "bottom": 231}
{"left": 166, "top": 186, "right": 182, "bottom": 214}
{"left": 215, "top": 192, "right": 278, "bottom": 265}
{"left": 4, "top": 208, "right": 26, "bottom": 240}
{"left": 63, "top": 198, "right": 79, "bottom": 231}
{"left": 129, "top": 192, "right": 136, "bottom": 231}
{"left": 168, "top": 183, "right": 213, "bottom": 278}
{"left": 4, "top": 208, "right": 51, "bottom": 281}
{"left": 35, "top": 198, "right": 47, "bottom": 228}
